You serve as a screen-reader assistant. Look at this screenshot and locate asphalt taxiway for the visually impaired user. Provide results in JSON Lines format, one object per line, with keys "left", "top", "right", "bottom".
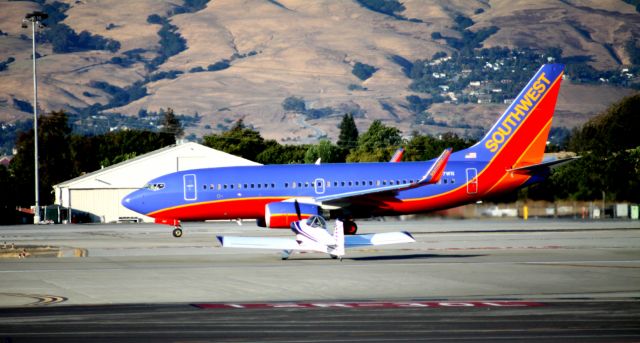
{"left": 0, "top": 218, "right": 639, "bottom": 341}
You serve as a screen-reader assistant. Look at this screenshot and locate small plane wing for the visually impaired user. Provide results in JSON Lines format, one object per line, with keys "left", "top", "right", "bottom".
{"left": 315, "top": 148, "right": 452, "bottom": 204}
{"left": 345, "top": 231, "right": 415, "bottom": 247}
{"left": 507, "top": 156, "right": 581, "bottom": 175}
{"left": 217, "top": 232, "right": 415, "bottom": 251}
{"left": 217, "top": 236, "right": 300, "bottom": 250}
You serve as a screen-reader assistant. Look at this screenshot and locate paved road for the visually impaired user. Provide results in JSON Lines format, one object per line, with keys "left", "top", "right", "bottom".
{"left": 0, "top": 219, "right": 639, "bottom": 341}
{"left": 1, "top": 301, "right": 639, "bottom": 342}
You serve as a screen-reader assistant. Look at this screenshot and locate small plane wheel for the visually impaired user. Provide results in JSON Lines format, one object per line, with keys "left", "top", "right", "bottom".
{"left": 172, "top": 228, "right": 183, "bottom": 238}
{"left": 343, "top": 221, "right": 357, "bottom": 235}
{"left": 330, "top": 254, "right": 338, "bottom": 259}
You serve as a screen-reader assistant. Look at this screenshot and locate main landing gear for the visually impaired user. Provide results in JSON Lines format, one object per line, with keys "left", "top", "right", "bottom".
{"left": 172, "top": 226, "right": 183, "bottom": 238}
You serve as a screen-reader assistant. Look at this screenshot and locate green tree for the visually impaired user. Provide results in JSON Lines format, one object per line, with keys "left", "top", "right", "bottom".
{"left": 161, "top": 107, "right": 183, "bottom": 139}
{"left": 256, "top": 142, "right": 308, "bottom": 164}
{"left": 404, "top": 131, "right": 472, "bottom": 161}
{"left": 304, "top": 140, "right": 342, "bottom": 163}
{"left": 202, "top": 119, "right": 267, "bottom": 162}
{"left": 347, "top": 120, "right": 402, "bottom": 162}
{"left": 10, "top": 111, "right": 73, "bottom": 205}
{"left": 337, "top": 113, "right": 359, "bottom": 150}
{"left": 529, "top": 94, "right": 640, "bottom": 202}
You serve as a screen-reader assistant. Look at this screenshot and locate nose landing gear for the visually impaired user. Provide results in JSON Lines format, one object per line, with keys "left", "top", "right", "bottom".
{"left": 172, "top": 227, "right": 183, "bottom": 238}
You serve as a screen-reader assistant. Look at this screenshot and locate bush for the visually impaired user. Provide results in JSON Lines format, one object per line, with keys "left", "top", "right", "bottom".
{"left": 207, "top": 60, "right": 230, "bottom": 71}
{"left": 352, "top": 62, "right": 378, "bottom": 80}
{"left": 282, "top": 96, "right": 306, "bottom": 112}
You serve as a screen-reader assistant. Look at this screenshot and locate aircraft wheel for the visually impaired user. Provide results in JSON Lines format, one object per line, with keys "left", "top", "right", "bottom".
{"left": 330, "top": 254, "right": 338, "bottom": 259}
{"left": 172, "top": 228, "right": 183, "bottom": 238}
{"left": 343, "top": 221, "right": 357, "bottom": 235}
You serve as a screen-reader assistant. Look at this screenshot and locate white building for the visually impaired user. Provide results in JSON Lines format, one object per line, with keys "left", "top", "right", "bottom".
{"left": 53, "top": 142, "right": 259, "bottom": 223}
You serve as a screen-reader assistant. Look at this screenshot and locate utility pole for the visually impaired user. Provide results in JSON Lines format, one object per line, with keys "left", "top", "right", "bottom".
{"left": 22, "top": 11, "right": 48, "bottom": 224}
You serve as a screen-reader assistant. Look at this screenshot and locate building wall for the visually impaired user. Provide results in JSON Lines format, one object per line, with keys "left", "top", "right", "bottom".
{"left": 69, "top": 188, "right": 152, "bottom": 223}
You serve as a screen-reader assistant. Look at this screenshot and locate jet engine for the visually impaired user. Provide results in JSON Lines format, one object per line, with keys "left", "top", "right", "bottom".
{"left": 260, "top": 202, "right": 321, "bottom": 228}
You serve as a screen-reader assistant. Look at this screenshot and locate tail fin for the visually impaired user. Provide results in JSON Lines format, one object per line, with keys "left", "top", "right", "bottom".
{"left": 466, "top": 64, "right": 564, "bottom": 167}
{"left": 333, "top": 220, "right": 345, "bottom": 257}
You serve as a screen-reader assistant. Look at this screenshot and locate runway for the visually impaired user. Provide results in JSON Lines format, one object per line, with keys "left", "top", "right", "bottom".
{"left": 0, "top": 218, "right": 639, "bottom": 341}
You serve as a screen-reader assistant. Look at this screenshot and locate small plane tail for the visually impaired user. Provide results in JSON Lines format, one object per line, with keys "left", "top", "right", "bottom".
{"left": 332, "top": 219, "right": 345, "bottom": 257}
{"left": 464, "top": 64, "right": 565, "bottom": 168}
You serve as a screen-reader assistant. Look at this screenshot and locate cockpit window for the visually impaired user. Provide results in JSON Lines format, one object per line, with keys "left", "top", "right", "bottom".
{"left": 306, "top": 216, "right": 327, "bottom": 229}
{"left": 144, "top": 183, "right": 165, "bottom": 191}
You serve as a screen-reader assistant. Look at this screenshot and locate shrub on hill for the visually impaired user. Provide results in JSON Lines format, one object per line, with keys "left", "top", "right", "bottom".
{"left": 352, "top": 62, "right": 378, "bottom": 81}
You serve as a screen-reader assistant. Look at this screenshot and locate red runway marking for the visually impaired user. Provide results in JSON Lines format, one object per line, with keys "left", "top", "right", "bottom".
{"left": 193, "top": 301, "right": 545, "bottom": 309}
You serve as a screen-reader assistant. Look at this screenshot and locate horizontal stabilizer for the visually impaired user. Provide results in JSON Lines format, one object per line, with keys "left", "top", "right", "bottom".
{"left": 507, "top": 156, "right": 581, "bottom": 175}
{"left": 345, "top": 231, "right": 415, "bottom": 248}
{"left": 217, "top": 236, "right": 299, "bottom": 250}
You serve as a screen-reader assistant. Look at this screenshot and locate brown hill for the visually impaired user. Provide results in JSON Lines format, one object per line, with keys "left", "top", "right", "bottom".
{"left": 0, "top": 0, "right": 638, "bottom": 143}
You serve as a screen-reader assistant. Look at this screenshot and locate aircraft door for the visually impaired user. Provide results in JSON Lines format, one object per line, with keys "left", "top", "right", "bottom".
{"left": 466, "top": 168, "right": 478, "bottom": 194}
{"left": 183, "top": 174, "right": 197, "bottom": 201}
{"left": 314, "top": 178, "right": 325, "bottom": 195}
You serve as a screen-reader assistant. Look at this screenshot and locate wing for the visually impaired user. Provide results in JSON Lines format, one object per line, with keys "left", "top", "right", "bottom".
{"left": 345, "top": 231, "right": 415, "bottom": 248}
{"left": 315, "top": 148, "right": 452, "bottom": 204}
{"left": 217, "top": 236, "right": 300, "bottom": 250}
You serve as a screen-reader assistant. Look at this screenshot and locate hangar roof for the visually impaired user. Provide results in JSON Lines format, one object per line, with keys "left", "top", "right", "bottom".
{"left": 55, "top": 142, "right": 260, "bottom": 190}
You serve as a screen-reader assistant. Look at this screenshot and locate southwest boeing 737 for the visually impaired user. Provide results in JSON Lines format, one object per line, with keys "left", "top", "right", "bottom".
{"left": 123, "top": 64, "right": 576, "bottom": 238}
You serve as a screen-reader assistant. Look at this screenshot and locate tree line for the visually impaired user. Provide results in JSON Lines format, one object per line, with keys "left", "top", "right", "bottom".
{"left": 1, "top": 94, "right": 638, "bottom": 221}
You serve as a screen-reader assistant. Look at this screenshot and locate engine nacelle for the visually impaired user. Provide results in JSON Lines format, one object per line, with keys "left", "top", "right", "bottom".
{"left": 262, "top": 202, "right": 321, "bottom": 228}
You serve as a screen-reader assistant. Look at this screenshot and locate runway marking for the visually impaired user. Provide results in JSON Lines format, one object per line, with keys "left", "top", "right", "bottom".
{"left": 0, "top": 293, "right": 67, "bottom": 306}
{"left": 193, "top": 301, "right": 545, "bottom": 309}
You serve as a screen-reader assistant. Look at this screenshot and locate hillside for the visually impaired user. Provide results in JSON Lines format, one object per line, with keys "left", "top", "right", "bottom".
{"left": 0, "top": 0, "right": 638, "bottom": 145}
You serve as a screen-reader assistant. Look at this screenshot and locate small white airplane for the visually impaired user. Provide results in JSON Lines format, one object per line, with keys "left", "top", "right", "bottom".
{"left": 216, "top": 201, "right": 415, "bottom": 260}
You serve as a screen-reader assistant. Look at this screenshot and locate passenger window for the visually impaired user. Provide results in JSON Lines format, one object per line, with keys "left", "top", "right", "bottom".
{"left": 285, "top": 183, "right": 289, "bottom": 188}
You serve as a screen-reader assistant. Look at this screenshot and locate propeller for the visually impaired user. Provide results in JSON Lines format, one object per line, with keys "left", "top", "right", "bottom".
{"left": 294, "top": 199, "right": 302, "bottom": 221}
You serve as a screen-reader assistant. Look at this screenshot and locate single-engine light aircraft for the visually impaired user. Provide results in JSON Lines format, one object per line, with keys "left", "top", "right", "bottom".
{"left": 123, "top": 64, "right": 576, "bottom": 238}
{"left": 217, "top": 201, "right": 415, "bottom": 260}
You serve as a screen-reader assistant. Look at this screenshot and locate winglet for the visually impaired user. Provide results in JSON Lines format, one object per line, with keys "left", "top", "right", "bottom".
{"left": 216, "top": 236, "right": 224, "bottom": 245}
{"left": 419, "top": 148, "right": 452, "bottom": 184}
{"left": 389, "top": 148, "right": 404, "bottom": 162}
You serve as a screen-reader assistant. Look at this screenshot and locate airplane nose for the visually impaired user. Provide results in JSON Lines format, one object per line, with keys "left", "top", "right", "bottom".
{"left": 122, "top": 190, "right": 146, "bottom": 214}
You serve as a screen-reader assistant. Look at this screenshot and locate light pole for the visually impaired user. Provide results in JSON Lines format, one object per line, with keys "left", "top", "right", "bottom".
{"left": 22, "top": 11, "right": 47, "bottom": 224}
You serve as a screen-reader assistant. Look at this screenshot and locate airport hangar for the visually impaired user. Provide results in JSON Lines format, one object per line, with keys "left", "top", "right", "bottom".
{"left": 53, "top": 142, "right": 259, "bottom": 223}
